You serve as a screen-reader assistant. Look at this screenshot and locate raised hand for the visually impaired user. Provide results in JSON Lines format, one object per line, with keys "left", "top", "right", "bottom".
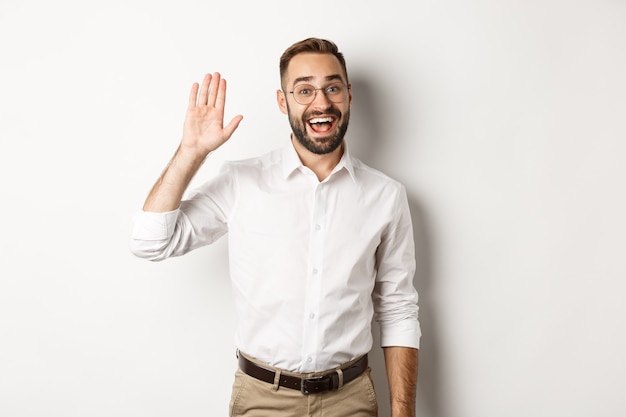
{"left": 181, "top": 72, "right": 243, "bottom": 156}
{"left": 141, "top": 73, "right": 242, "bottom": 213}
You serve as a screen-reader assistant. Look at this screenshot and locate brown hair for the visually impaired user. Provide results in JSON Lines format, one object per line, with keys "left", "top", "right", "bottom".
{"left": 279, "top": 38, "right": 348, "bottom": 89}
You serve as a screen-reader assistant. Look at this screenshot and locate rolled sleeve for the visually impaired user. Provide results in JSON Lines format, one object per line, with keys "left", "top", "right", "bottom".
{"left": 132, "top": 209, "right": 180, "bottom": 241}
{"left": 129, "top": 162, "right": 237, "bottom": 261}
{"left": 129, "top": 209, "right": 181, "bottom": 261}
{"left": 379, "top": 316, "right": 421, "bottom": 349}
{"left": 373, "top": 185, "right": 421, "bottom": 349}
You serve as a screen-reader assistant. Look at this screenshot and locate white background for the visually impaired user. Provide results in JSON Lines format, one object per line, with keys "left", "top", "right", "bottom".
{"left": 1, "top": 1, "right": 625, "bottom": 416}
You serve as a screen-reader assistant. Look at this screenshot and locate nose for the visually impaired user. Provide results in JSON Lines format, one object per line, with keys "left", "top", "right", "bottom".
{"left": 311, "top": 88, "right": 333, "bottom": 107}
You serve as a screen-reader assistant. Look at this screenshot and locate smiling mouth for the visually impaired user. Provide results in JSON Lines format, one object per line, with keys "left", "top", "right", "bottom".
{"left": 308, "top": 116, "right": 336, "bottom": 134}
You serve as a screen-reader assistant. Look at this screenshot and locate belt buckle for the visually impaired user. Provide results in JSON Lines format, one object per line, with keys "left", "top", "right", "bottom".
{"left": 300, "top": 376, "right": 327, "bottom": 395}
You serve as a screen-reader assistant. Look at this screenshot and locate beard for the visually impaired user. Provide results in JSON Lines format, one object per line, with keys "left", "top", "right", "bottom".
{"left": 287, "top": 105, "right": 350, "bottom": 155}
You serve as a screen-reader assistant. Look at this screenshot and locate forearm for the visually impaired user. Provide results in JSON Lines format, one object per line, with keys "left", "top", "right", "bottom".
{"left": 383, "top": 346, "right": 419, "bottom": 417}
{"left": 142, "top": 145, "right": 209, "bottom": 212}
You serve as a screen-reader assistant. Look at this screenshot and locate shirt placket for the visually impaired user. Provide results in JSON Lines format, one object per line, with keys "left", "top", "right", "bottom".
{"left": 300, "top": 182, "right": 326, "bottom": 372}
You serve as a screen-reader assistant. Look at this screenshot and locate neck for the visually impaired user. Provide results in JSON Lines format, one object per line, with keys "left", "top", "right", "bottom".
{"left": 291, "top": 135, "right": 344, "bottom": 182}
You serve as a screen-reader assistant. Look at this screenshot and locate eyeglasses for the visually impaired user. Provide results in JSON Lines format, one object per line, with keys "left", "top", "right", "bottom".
{"left": 287, "top": 83, "right": 349, "bottom": 105}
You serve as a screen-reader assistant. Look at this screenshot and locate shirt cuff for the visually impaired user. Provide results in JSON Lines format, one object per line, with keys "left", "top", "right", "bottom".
{"left": 379, "top": 319, "right": 422, "bottom": 349}
{"left": 131, "top": 209, "right": 179, "bottom": 241}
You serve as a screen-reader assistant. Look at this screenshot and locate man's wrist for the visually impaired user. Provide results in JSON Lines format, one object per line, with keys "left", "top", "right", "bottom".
{"left": 391, "top": 400, "right": 416, "bottom": 417}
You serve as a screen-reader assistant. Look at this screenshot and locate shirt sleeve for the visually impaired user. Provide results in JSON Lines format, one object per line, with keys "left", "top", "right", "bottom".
{"left": 372, "top": 185, "right": 421, "bottom": 349}
{"left": 129, "top": 163, "right": 238, "bottom": 261}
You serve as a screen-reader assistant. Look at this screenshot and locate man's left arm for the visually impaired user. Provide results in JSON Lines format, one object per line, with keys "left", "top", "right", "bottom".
{"left": 373, "top": 184, "right": 421, "bottom": 417}
{"left": 384, "top": 346, "right": 418, "bottom": 417}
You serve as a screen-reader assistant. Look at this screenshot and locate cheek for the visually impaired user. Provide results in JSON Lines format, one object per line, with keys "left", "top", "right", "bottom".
{"left": 288, "top": 108, "right": 306, "bottom": 124}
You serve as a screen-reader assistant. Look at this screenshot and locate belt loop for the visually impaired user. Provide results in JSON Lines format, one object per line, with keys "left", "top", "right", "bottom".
{"left": 336, "top": 368, "right": 344, "bottom": 391}
{"left": 272, "top": 369, "right": 282, "bottom": 392}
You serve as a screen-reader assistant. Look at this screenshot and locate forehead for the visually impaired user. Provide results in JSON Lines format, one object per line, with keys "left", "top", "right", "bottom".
{"left": 284, "top": 52, "right": 345, "bottom": 86}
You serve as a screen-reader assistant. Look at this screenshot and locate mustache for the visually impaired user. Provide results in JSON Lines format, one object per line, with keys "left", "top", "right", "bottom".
{"left": 304, "top": 108, "right": 342, "bottom": 119}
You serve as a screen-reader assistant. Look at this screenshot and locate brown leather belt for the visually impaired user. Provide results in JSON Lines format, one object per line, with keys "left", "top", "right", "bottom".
{"left": 238, "top": 353, "right": 368, "bottom": 395}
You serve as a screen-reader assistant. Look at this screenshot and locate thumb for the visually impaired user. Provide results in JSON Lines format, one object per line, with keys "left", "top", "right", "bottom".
{"left": 223, "top": 115, "right": 244, "bottom": 140}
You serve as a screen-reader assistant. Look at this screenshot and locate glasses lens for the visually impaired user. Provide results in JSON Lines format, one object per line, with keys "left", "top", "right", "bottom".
{"left": 293, "top": 85, "right": 315, "bottom": 104}
{"left": 325, "top": 84, "right": 347, "bottom": 102}
{"left": 291, "top": 83, "right": 347, "bottom": 105}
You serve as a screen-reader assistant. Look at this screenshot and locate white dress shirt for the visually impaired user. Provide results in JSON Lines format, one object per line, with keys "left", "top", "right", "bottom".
{"left": 130, "top": 143, "right": 421, "bottom": 372}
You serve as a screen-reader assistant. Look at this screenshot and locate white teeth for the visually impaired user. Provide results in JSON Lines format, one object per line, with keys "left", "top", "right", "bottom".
{"left": 309, "top": 117, "right": 332, "bottom": 124}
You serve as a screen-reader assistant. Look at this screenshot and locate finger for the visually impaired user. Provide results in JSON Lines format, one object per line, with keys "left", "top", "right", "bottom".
{"left": 215, "top": 78, "right": 227, "bottom": 111}
{"left": 198, "top": 73, "right": 212, "bottom": 106}
{"left": 187, "top": 82, "right": 199, "bottom": 109}
{"left": 207, "top": 72, "right": 221, "bottom": 106}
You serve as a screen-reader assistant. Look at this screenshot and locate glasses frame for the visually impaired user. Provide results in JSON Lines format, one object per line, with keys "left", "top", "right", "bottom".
{"left": 287, "top": 82, "right": 350, "bottom": 105}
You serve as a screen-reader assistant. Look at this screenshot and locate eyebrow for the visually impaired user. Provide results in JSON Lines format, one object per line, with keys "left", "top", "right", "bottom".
{"left": 291, "top": 74, "right": 344, "bottom": 86}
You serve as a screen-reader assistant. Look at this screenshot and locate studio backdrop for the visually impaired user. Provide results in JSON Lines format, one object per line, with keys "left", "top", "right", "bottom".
{"left": 1, "top": 1, "right": 625, "bottom": 416}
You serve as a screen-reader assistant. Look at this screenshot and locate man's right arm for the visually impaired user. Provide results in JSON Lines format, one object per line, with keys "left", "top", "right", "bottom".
{"left": 130, "top": 73, "right": 242, "bottom": 261}
{"left": 142, "top": 72, "right": 243, "bottom": 213}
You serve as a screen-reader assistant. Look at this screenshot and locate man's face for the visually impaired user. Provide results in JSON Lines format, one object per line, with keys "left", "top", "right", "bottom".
{"left": 278, "top": 53, "right": 352, "bottom": 155}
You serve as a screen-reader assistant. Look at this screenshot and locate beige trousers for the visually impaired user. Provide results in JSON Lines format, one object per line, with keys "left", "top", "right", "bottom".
{"left": 229, "top": 355, "right": 378, "bottom": 417}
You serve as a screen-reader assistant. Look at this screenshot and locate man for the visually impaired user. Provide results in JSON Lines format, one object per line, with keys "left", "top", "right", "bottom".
{"left": 130, "top": 38, "right": 420, "bottom": 417}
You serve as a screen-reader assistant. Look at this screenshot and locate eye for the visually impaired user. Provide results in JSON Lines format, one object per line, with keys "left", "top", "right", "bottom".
{"left": 326, "top": 84, "right": 343, "bottom": 95}
{"left": 296, "top": 85, "right": 313, "bottom": 96}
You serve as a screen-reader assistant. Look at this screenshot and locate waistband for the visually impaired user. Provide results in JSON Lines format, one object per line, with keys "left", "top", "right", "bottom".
{"left": 237, "top": 351, "right": 369, "bottom": 395}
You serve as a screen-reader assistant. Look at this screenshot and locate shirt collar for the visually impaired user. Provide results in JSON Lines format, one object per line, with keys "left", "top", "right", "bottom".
{"left": 281, "top": 141, "right": 303, "bottom": 179}
{"left": 281, "top": 139, "right": 357, "bottom": 183}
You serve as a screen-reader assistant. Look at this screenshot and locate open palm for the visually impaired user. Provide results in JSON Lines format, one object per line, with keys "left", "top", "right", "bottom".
{"left": 182, "top": 72, "right": 243, "bottom": 155}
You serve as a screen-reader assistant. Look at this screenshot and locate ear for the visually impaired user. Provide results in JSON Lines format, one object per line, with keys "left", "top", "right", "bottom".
{"left": 348, "top": 83, "right": 353, "bottom": 107}
{"left": 277, "top": 89, "right": 288, "bottom": 114}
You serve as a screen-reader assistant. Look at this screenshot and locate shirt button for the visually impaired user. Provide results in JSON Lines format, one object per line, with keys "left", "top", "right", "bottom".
{"left": 315, "top": 224, "right": 321, "bottom": 231}
{"left": 309, "top": 313, "right": 315, "bottom": 319}
{"left": 312, "top": 268, "right": 318, "bottom": 275}
{"left": 306, "top": 357, "right": 313, "bottom": 363}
